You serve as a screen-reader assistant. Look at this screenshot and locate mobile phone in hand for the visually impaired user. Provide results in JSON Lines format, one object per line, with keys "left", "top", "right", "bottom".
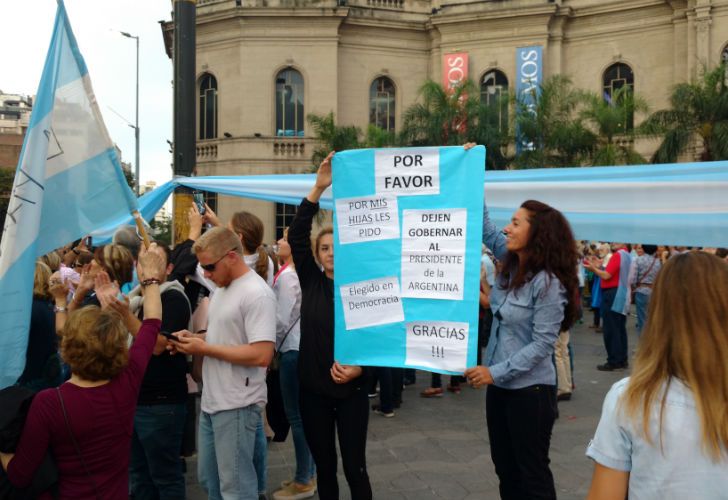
{"left": 193, "top": 191, "right": 206, "bottom": 215}
{"left": 160, "top": 331, "right": 179, "bottom": 342}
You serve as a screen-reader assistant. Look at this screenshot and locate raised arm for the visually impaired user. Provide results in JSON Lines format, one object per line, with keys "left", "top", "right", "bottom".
{"left": 482, "top": 202, "right": 508, "bottom": 261}
{"left": 289, "top": 151, "right": 334, "bottom": 285}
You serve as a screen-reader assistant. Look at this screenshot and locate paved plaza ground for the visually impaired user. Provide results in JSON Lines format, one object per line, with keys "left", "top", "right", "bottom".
{"left": 186, "top": 316, "right": 638, "bottom": 499}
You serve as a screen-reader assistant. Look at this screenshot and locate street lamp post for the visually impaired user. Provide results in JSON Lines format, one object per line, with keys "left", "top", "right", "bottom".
{"left": 120, "top": 31, "right": 140, "bottom": 196}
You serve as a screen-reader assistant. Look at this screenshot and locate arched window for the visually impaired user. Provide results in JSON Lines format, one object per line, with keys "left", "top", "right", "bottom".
{"left": 602, "top": 63, "right": 635, "bottom": 128}
{"left": 369, "top": 77, "right": 396, "bottom": 132}
{"left": 480, "top": 69, "right": 509, "bottom": 132}
{"left": 275, "top": 68, "right": 304, "bottom": 137}
{"left": 198, "top": 73, "right": 218, "bottom": 140}
{"left": 722, "top": 44, "right": 728, "bottom": 63}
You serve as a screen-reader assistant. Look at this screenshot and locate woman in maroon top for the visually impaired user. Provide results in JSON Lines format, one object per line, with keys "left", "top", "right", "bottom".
{"left": 0, "top": 244, "right": 166, "bottom": 500}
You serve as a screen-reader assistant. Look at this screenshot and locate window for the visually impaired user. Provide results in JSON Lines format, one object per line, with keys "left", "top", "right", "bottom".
{"left": 722, "top": 44, "right": 728, "bottom": 63}
{"left": 480, "top": 69, "right": 509, "bottom": 132}
{"left": 369, "top": 77, "right": 396, "bottom": 132}
{"left": 275, "top": 69, "right": 304, "bottom": 137}
{"left": 602, "top": 63, "right": 635, "bottom": 129}
{"left": 198, "top": 73, "right": 218, "bottom": 140}
{"left": 275, "top": 202, "right": 297, "bottom": 240}
{"left": 204, "top": 191, "right": 218, "bottom": 215}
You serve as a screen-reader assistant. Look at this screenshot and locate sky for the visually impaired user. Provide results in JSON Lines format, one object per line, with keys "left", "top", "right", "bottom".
{"left": 0, "top": 0, "right": 174, "bottom": 189}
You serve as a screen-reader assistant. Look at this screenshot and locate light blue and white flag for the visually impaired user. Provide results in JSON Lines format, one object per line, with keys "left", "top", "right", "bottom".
{"left": 0, "top": 1, "right": 138, "bottom": 388}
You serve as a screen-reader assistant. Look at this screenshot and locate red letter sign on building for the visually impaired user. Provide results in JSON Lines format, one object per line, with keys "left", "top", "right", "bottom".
{"left": 442, "top": 53, "right": 469, "bottom": 92}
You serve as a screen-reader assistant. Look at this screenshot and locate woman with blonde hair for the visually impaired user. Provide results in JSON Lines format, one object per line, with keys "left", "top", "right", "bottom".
{"left": 15, "top": 261, "right": 63, "bottom": 390}
{"left": 586, "top": 251, "right": 728, "bottom": 499}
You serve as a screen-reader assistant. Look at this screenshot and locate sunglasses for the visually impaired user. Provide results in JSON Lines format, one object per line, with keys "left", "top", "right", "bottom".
{"left": 200, "top": 249, "right": 235, "bottom": 272}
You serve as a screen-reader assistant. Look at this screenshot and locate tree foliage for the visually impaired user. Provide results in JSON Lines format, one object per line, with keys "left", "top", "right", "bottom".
{"left": 640, "top": 64, "right": 728, "bottom": 162}
{"left": 399, "top": 79, "right": 509, "bottom": 170}
{"left": 581, "top": 85, "right": 647, "bottom": 165}
{"left": 513, "top": 75, "right": 595, "bottom": 168}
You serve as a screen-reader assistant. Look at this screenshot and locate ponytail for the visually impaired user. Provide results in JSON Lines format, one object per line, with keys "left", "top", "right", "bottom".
{"left": 254, "top": 246, "right": 269, "bottom": 282}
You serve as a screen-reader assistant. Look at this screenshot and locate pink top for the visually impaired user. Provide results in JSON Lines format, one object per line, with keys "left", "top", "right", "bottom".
{"left": 7, "top": 319, "right": 162, "bottom": 499}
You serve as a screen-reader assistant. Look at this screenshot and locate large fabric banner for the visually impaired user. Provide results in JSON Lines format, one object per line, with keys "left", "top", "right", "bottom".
{"left": 442, "top": 52, "right": 469, "bottom": 92}
{"left": 329, "top": 146, "right": 485, "bottom": 374}
{"left": 0, "top": 0, "right": 138, "bottom": 388}
{"left": 515, "top": 45, "right": 543, "bottom": 153}
{"left": 92, "top": 160, "right": 728, "bottom": 248}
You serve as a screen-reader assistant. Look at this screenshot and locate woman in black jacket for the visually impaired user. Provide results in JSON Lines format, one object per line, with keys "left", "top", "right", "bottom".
{"left": 288, "top": 151, "right": 372, "bottom": 500}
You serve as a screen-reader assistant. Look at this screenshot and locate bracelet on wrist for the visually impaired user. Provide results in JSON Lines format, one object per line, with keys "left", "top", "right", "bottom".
{"left": 140, "top": 278, "right": 161, "bottom": 287}
{"left": 54, "top": 306, "right": 68, "bottom": 313}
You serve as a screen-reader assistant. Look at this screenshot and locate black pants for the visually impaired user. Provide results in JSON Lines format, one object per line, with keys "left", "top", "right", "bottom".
{"left": 299, "top": 387, "right": 372, "bottom": 500}
{"left": 376, "top": 367, "right": 403, "bottom": 412}
{"left": 600, "top": 287, "right": 628, "bottom": 365}
{"left": 486, "top": 384, "right": 557, "bottom": 500}
{"left": 478, "top": 308, "right": 494, "bottom": 365}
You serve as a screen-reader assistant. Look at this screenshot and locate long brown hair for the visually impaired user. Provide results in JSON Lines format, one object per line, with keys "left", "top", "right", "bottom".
{"left": 230, "top": 211, "right": 269, "bottom": 281}
{"left": 622, "top": 252, "right": 728, "bottom": 460}
{"left": 93, "top": 244, "right": 134, "bottom": 285}
{"left": 498, "top": 200, "right": 579, "bottom": 331}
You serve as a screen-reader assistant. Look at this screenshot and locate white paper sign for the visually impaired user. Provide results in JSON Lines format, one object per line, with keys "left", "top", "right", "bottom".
{"left": 375, "top": 148, "right": 440, "bottom": 195}
{"left": 340, "top": 276, "right": 405, "bottom": 330}
{"left": 401, "top": 209, "right": 467, "bottom": 300}
{"left": 405, "top": 321, "right": 469, "bottom": 372}
{"left": 335, "top": 195, "right": 399, "bottom": 244}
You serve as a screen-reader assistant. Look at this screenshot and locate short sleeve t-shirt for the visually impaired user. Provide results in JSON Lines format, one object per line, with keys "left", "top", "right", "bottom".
{"left": 601, "top": 250, "right": 622, "bottom": 289}
{"left": 587, "top": 377, "right": 728, "bottom": 500}
{"left": 201, "top": 270, "right": 276, "bottom": 414}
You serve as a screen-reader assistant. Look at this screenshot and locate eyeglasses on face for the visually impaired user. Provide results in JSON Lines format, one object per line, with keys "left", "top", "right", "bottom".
{"left": 200, "top": 249, "right": 236, "bottom": 272}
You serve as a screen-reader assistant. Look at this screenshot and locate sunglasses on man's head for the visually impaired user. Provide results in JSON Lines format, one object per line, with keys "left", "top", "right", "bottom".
{"left": 200, "top": 249, "right": 235, "bottom": 272}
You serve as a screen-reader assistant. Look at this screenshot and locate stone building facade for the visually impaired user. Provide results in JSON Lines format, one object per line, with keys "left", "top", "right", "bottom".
{"left": 174, "top": 0, "right": 728, "bottom": 240}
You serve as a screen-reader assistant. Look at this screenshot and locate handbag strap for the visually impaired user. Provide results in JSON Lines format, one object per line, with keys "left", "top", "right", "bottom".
{"left": 276, "top": 315, "right": 300, "bottom": 352}
{"left": 636, "top": 256, "right": 658, "bottom": 287}
{"left": 56, "top": 387, "right": 101, "bottom": 500}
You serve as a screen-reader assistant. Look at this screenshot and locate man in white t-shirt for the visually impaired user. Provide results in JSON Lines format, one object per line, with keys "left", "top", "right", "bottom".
{"left": 171, "top": 227, "right": 276, "bottom": 500}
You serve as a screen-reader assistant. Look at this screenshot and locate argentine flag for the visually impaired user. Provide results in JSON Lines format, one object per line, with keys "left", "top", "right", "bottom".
{"left": 0, "top": 1, "right": 138, "bottom": 388}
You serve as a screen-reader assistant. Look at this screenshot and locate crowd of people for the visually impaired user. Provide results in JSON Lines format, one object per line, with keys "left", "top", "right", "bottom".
{"left": 0, "top": 144, "right": 726, "bottom": 500}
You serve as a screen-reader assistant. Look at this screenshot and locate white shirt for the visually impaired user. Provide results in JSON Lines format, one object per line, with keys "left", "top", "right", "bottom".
{"left": 587, "top": 377, "right": 728, "bottom": 500}
{"left": 201, "top": 270, "right": 276, "bottom": 413}
{"left": 273, "top": 265, "right": 301, "bottom": 353}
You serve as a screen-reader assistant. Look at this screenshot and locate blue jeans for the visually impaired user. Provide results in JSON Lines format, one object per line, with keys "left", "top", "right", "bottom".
{"left": 198, "top": 405, "right": 261, "bottom": 500}
{"left": 129, "top": 403, "right": 186, "bottom": 500}
{"left": 254, "top": 416, "right": 267, "bottom": 494}
{"left": 634, "top": 292, "right": 649, "bottom": 337}
{"left": 279, "top": 350, "right": 315, "bottom": 484}
{"left": 601, "top": 287, "right": 628, "bottom": 366}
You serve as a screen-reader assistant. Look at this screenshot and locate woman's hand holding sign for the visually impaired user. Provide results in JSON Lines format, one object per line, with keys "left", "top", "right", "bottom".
{"left": 464, "top": 365, "right": 494, "bottom": 389}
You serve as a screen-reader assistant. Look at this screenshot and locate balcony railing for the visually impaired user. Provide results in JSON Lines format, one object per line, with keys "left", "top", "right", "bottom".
{"left": 196, "top": 143, "right": 218, "bottom": 159}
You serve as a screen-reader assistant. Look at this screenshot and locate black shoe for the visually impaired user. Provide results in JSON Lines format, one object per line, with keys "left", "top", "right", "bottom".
{"left": 597, "top": 362, "right": 624, "bottom": 371}
{"left": 371, "top": 404, "right": 395, "bottom": 417}
{"left": 557, "top": 392, "right": 572, "bottom": 401}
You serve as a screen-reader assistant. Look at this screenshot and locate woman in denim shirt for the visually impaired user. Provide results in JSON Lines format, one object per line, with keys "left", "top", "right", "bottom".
{"left": 465, "top": 196, "right": 579, "bottom": 500}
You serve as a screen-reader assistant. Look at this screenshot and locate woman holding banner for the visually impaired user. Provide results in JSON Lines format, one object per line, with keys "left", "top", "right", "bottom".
{"left": 288, "top": 151, "right": 372, "bottom": 500}
{"left": 464, "top": 145, "right": 579, "bottom": 500}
